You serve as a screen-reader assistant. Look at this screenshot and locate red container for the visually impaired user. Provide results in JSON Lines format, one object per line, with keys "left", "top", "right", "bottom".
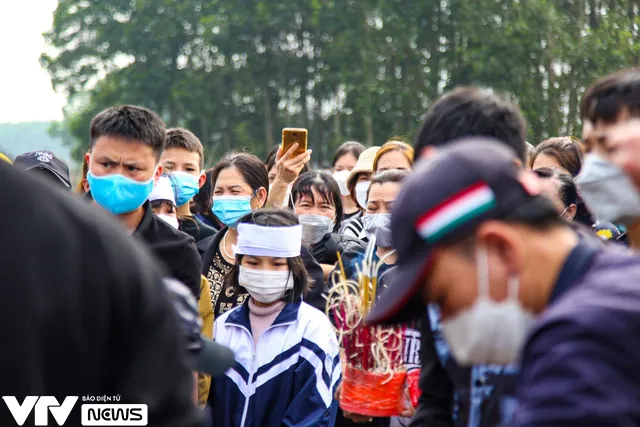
{"left": 406, "top": 369, "right": 421, "bottom": 408}
{"left": 340, "top": 364, "right": 407, "bottom": 417}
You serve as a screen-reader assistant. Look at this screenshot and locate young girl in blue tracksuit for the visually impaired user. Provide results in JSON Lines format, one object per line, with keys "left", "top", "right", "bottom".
{"left": 210, "top": 209, "right": 341, "bottom": 427}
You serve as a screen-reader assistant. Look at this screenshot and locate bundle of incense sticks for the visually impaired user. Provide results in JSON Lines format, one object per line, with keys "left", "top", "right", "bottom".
{"left": 326, "top": 236, "right": 405, "bottom": 375}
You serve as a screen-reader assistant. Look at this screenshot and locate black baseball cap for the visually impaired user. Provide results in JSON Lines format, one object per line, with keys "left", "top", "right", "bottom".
{"left": 366, "top": 138, "right": 546, "bottom": 325}
{"left": 163, "top": 278, "right": 235, "bottom": 376}
{"left": 14, "top": 150, "right": 72, "bottom": 189}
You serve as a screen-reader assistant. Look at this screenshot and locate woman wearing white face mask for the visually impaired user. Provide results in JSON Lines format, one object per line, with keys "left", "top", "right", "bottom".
{"left": 292, "top": 171, "right": 366, "bottom": 280}
{"left": 331, "top": 141, "right": 366, "bottom": 222}
{"left": 210, "top": 209, "right": 341, "bottom": 427}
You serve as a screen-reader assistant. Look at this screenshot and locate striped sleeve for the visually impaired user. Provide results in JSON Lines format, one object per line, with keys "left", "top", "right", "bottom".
{"left": 342, "top": 218, "right": 364, "bottom": 240}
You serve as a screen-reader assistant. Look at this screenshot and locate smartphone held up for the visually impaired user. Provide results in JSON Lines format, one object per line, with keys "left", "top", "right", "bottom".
{"left": 282, "top": 128, "right": 308, "bottom": 157}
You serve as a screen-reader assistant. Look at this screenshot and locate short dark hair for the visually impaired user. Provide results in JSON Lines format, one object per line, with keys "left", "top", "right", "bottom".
{"left": 225, "top": 209, "right": 310, "bottom": 301}
{"left": 292, "top": 171, "right": 344, "bottom": 231}
{"left": 414, "top": 87, "right": 527, "bottom": 163}
{"left": 210, "top": 152, "right": 269, "bottom": 200}
{"left": 165, "top": 128, "right": 205, "bottom": 170}
{"left": 366, "top": 169, "right": 410, "bottom": 202}
{"left": 533, "top": 167, "right": 594, "bottom": 226}
{"left": 90, "top": 105, "right": 166, "bottom": 160}
{"left": 265, "top": 145, "right": 311, "bottom": 176}
{"left": 581, "top": 68, "right": 640, "bottom": 124}
{"left": 530, "top": 136, "right": 584, "bottom": 177}
{"left": 332, "top": 141, "right": 366, "bottom": 168}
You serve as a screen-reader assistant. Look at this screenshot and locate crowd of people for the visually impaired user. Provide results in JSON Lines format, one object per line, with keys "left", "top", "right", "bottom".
{"left": 4, "top": 67, "right": 640, "bottom": 427}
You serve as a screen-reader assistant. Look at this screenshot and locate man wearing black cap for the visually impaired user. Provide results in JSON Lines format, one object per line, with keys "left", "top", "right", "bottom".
{"left": 13, "top": 150, "right": 72, "bottom": 189}
{"left": 406, "top": 87, "right": 528, "bottom": 427}
{"left": 0, "top": 159, "right": 201, "bottom": 426}
{"left": 369, "top": 138, "right": 640, "bottom": 426}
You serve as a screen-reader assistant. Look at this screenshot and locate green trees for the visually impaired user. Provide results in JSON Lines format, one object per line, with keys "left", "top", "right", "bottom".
{"left": 43, "top": 0, "right": 640, "bottom": 165}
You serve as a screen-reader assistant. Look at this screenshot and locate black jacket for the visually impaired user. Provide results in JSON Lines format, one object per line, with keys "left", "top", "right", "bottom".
{"left": 197, "top": 228, "right": 327, "bottom": 312}
{"left": 134, "top": 202, "right": 202, "bottom": 299}
{"left": 179, "top": 215, "right": 218, "bottom": 243}
{"left": 0, "top": 163, "right": 201, "bottom": 427}
{"left": 311, "top": 232, "right": 366, "bottom": 265}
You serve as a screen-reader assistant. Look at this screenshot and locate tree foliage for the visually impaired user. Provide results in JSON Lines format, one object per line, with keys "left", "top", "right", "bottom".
{"left": 43, "top": 0, "right": 640, "bottom": 166}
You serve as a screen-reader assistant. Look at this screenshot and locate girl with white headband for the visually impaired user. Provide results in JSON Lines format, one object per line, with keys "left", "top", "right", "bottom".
{"left": 209, "top": 209, "right": 341, "bottom": 427}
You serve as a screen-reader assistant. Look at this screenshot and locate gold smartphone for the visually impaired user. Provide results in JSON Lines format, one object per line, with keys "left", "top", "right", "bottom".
{"left": 282, "top": 128, "right": 308, "bottom": 157}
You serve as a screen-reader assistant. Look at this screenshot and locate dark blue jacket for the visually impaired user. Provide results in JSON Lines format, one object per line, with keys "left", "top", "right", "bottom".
{"left": 211, "top": 300, "right": 341, "bottom": 426}
{"left": 512, "top": 243, "right": 640, "bottom": 425}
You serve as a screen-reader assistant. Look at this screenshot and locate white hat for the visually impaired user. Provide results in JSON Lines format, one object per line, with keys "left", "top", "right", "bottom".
{"left": 148, "top": 175, "right": 176, "bottom": 205}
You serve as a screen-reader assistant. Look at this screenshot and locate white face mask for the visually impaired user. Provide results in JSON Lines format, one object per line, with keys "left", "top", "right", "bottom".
{"left": 355, "top": 181, "right": 371, "bottom": 210}
{"left": 157, "top": 214, "right": 179, "bottom": 230}
{"left": 238, "top": 266, "right": 294, "bottom": 304}
{"left": 440, "top": 246, "right": 535, "bottom": 366}
{"left": 576, "top": 153, "right": 640, "bottom": 225}
{"left": 298, "top": 214, "right": 335, "bottom": 245}
{"left": 333, "top": 170, "right": 351, "bottom": 196}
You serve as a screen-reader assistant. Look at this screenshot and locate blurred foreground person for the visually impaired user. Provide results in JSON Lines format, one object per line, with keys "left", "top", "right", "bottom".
{"left": 369, "top": 138, "right": 640, "bottom": 426}
{"left": 409, "top": 86, "right": 527, "bottom": 427}
{"left": 0, "top": 160, "right": 201, "bottom": 426}
{"left": 579, "top": 69, "right": 640, "bottom": 248}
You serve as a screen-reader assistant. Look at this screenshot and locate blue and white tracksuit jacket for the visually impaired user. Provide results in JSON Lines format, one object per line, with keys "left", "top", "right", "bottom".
{"left": 212, "top": 300, "right": 342, "bottom": 426}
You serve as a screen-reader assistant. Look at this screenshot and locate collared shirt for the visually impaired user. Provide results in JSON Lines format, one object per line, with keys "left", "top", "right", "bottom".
{"left": 512, "top": 242, "right": 640, "bottom": 426}
{"left": 133, "top": 201, "right": 202, "bottom": 299}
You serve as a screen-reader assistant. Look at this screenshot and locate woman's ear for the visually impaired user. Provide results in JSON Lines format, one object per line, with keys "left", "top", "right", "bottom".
{"left": 254, "top": 187, "right": 268, "bottom": 209}
{"left": 565, "top": 204, "right": 577, "bottom": 221}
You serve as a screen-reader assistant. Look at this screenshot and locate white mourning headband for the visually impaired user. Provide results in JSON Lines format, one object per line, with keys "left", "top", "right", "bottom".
{"left": 234, "top": 223, "right": 302, "bottom": 258}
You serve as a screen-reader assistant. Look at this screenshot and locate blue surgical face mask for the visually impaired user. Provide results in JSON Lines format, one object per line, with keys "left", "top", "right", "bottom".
{"left": 212, "top": 195, "right": 253, "bottom": 226}
{"left": 171, "top": 171, "right": 200, "bottom": 206}
{"left": 87, "top": 171, "right": 155, "bottom": 215}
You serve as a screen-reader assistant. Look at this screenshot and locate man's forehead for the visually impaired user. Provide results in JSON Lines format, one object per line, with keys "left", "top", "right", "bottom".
{"left": 93, "top": 136, "right": 156, "bottom": 159}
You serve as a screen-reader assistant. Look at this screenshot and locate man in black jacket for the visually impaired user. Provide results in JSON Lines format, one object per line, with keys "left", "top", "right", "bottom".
{"left": 84, "top": 105, "right": 202, "bottom": 298}
{"left": 0, "top": 160, "right": 201, "bottom": 426}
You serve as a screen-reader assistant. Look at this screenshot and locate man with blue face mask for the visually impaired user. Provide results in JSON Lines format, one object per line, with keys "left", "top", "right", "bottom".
{"left": 368, "top": 138, "right": 640, "bottom": 426}
{"left": 86, "top": 105, "right": 202, "bottom": 299}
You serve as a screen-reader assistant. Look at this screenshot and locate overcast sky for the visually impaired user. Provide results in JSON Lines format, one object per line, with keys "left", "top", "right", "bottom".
{"left": 0, "top": 0, "right": 65, "bottom": 124}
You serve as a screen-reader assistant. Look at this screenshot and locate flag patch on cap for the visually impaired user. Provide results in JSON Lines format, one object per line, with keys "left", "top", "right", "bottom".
{"left": 416, "top": 182, "right": 496, "bottom": 243}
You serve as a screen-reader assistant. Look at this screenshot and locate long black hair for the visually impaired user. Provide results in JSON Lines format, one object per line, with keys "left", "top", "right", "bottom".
{"left": 224, "top": 209, "right": 310, "bottom": 301}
